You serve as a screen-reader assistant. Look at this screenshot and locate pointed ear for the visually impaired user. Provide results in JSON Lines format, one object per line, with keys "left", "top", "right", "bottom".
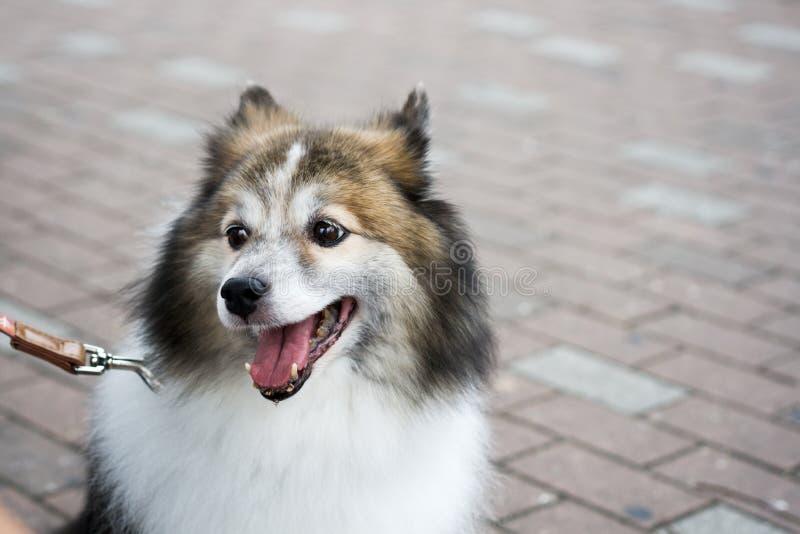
{"left": 205, "top": 84, "right": 298, "bottom": 178}
{"left": 372, "top": 85, "right": 431, "bottom": 163}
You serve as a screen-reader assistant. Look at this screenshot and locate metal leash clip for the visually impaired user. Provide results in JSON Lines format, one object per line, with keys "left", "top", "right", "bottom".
{"left": 1, "top": 312, "right": 162, "bottom": 393}
{"left": 75, "top": 344, "right": 163, "bottom": 392}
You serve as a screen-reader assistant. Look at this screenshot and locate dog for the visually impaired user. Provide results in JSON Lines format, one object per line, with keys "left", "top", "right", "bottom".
{"left": 69, "top": 85, "right": 495, "bottom": 534}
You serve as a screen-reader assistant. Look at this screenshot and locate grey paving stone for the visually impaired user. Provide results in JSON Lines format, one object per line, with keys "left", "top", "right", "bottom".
{"left": 621, "top": 183, "right": 747, "bottom": 226}
{"left": 158, "top": 57, "right": 245, "bottom": 88}
{"left": 676, "top": 51, "right": 771, "bottom": 84}
{"left": 458, "top": 82, "right": 548, "bottom": 114}
{"left": 663, "top": 0, "right": 734, "bottom": 11}
{"left": 531, "top": 35, "right": 620, "bottom": 68}
{"left": 510, "top": 345, "right": 686, "bottom": 414}
{"left": 60, "top": 0, "right": 111, "bottom": 6}
{"left": 276, "top": 9, "right": 350, "bottom": 34}
{"left": 58, "top": 31, "right": 122, "bottom": 58}
{"left": 636, "top": 242, "right": 768, "bottom": 284}
{"left": 0, "top": 63, "right": 20, "bottom": 84}
{"left": 739, "top": 24, "right": 800, "bottom": 53}
{"left": 112, "top": 108, "right": 204, "bottom": 145}
{"left": 620, "top": 141, "right": 726, "bottom": 177}
{"left": 468, "top": 9, "right": 546, "bottom": 38}
{"left": 657, "top": 504, "right": 789, "bottom": 534}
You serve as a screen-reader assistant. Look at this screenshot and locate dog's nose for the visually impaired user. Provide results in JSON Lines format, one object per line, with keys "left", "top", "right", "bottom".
{"left": 220, "top": 277, "right": 268, "bottom": 320}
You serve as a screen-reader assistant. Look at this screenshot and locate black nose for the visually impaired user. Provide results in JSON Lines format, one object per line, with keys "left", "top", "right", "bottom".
{"left": 220, "top": 277, "right": 268, "bottom": 320}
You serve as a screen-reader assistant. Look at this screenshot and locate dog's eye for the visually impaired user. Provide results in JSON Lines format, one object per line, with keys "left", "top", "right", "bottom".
{"left": 225, "top": 225, "right": 249, "bottom": 250}
{"left": 312, "top": 220, "right": 347, "bottom": 247}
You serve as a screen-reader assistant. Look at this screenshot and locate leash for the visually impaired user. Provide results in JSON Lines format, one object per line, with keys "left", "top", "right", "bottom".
{"left": 0, "top": 313, "right": 162, "bottom": 392}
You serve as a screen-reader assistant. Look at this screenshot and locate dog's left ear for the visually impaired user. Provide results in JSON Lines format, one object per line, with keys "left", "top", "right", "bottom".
{"left": 205, "top": 84, "right": 299, "bottom": 179}
{"left": 393, "top": 84, "right": 430, "bottom": 160}
{"left": 370, "top": 85, "right": 432, "bottom": 201}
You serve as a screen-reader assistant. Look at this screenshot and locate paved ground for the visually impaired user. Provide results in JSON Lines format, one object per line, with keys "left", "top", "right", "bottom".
{"left": 1, "top": 0, "right": 799, "bottom": 532}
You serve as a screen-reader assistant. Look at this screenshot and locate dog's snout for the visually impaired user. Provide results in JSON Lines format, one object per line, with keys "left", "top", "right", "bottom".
{"left": 220, "top": 277, "right": 268, "bottom": 320}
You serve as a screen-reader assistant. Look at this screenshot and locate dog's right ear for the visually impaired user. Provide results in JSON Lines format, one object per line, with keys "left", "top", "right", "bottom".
{"left": 205, "top": 84, "right": 299, "bottom": 178}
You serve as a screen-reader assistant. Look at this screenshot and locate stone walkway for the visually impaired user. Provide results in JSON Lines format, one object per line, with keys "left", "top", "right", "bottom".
{"left": 1, "top": 0, "right": 800, "bottom": 532}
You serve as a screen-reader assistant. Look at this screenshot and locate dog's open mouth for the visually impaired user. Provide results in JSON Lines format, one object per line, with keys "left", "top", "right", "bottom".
{"left": 246, "top": 297, "right": 356, "bottom": 402}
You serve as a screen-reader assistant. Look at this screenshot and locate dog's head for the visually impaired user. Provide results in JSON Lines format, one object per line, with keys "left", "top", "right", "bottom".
{"left": 137, "top": 85, "right": 493, "bottom": 402}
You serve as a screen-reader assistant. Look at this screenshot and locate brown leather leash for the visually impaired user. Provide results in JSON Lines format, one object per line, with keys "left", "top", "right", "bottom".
{"left": 0, "top": 313, "right": 162, "bottom": 392}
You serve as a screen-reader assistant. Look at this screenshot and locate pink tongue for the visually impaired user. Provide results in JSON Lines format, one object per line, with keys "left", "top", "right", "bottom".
{"left": 250, "top": 315, "right": 317, "bottom": 389}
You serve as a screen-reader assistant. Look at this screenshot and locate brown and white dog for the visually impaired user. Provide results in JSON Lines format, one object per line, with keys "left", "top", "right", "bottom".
{"left": 74, "top": 85, "right": 495, "bottom": 534}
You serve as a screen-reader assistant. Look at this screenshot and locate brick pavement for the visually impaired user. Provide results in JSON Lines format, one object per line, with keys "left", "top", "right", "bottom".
{"left": 0, "top": 0, "right": 799, "bottom": 532}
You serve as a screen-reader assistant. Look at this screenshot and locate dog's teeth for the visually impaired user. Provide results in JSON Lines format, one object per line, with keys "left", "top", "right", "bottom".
{"left": 291, "top": 362, "right": 298, "bottom": 379}
{"left": 244, "top": 362, "right": 252, "bottom": 372}
{"left": 316, "top": 326, "right": 327, "bottom": 338}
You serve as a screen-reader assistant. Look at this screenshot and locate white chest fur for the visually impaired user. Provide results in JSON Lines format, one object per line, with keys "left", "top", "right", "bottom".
{"left": 92, "top": 359, "right": 489, "bottom": 534}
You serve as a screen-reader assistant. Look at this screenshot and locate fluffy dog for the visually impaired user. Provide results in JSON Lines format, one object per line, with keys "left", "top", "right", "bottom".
{"left": 71, "top": 85, "right": 495, "bottom": 534}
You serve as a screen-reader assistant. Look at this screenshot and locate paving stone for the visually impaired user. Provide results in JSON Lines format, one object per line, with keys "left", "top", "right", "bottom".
{"left": 468, "top": 9, "right": 546, "bottom": 38}
{"left": 543, "top": 273, "right": 669, "bottom": 322}
{"left": 529, "top": 242, "right": 647, "bottom": 283}
{"left": 520, "top": 308, "right": 674, "bottom": 365}
{"left": 492, "top": 370, "right": 553, "bottom": 410}
{"left": 636, "top": 241, "right": 768, "bottom": 284}
{"left": 158, "top": 57, "right": 245, "bottom": 88}
{"left": 0, "top": 417, "right": 85, "bottom": 495}
{"left": 495, "top": 323, "right": 554, "bottom": 363}
{"left": 513, "top": 395, "right": 692, "bottom": 465}
{"left": 490, "top": 416, "right": 552, "bottom": 462}
{"left": 657, "top": 447, "right": 800, "bottom": 517}
{"left": 663, "top": 0, "right": 734, "bottom": 11}
{"left": 739, "top": 24, "right": 800, "bottom": 53}
{"left": 60, "top": 0, "right": 111, "bottom": 6}
{"left": 647, "top": 353, "right": 798, "bottom": 413}
{"left": 276, "top": 9, "right": 350, "bottom": 33}
{"left": 0, "top": 486, "right": 64, "bottom": 532}
{"left": 0, "top": 374, "right": 89, "bottom": 445}
{"left": 0, "top": 63, "right": 20, "bottom": 84}
{"left": 58, "top": 31, "right": 122, "bottom": 58}
{"left": 620, "top": 183, "right": 747, "bottom": 226}
{"left": 458, "top": 83, "right": 548, "bottom": 114}
{"left": 620, "top": 141, "right": 726, "bottom": 177}
{"left": 112, "top": 108, "right": 204, "bottom": 145}
{"left": 0, "top": 263, "right": 91, "bottom": 312}
{"left": 0, "top": 351, "right": 39, "bottom": 387}
{"left": 504, "top": 500, "right": 639, "bottom": 534}
{"left": 657, "top": 504, "right": 789, "bottom": 534}
{"left": 750, "top": 276, "right": 800, "bottom": 306}
{"left": 531, "top": 36, "right": 620, "bottom": 68}
{"left": 652, "top": 397, "right": 800, "bottom": 470}
{"left": 44, "top": 486, "right": 87, "bottom": 518}
{"left": 642, "top": 313, "right": 791, "bottom": 366}
{"left": 508, "top": 443, "right": 706, "bottom": 527}
{"left": 492, "top": 471, "right": 556, "bottom": 521}
{"left": 758, "top": 314, "right": 800, "bottom": 344}
{"left": 676, "top": 51, "right": 771, "bottom": 84}
{"left": 645, "top": 274, "right": 777, "bottom": 324}
{"left": 511, "top": 345, "right": 686, "bottom": 414}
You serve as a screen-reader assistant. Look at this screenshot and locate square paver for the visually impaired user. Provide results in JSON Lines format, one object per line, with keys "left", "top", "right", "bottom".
{"left": 492, "top": 471, "right": 556, "bottom": 521}
{"left": 458, "top": 83, "right": 548, "bottom": 114}
{"left": 508, "top": 443, "right": 707, "bottom": 527}
{"left": 636, "top": 242, "right": 769, "bottom": 284}
{"left": 490, "top": 416, "right": 552, "bottom": 462}
{"left": 510, "top": 345, "right": 686, "bottom": 414}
